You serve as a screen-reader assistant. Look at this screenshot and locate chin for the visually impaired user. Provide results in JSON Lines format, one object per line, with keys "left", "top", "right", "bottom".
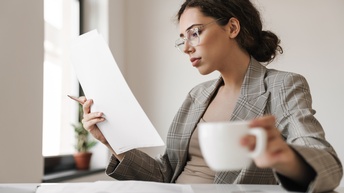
{"left": 197, "top": 66, "right": 213, "bottom": 75}
{"left": 198, "top": 69, "right": 212, "bottom": 75}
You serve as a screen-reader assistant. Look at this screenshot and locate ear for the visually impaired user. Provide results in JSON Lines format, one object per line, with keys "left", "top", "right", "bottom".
{"left": 226, "top": 17, "right": 240, "bottom": 39}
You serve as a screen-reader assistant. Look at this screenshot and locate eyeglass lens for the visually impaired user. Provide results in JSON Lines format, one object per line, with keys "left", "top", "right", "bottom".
{"left": 176, "top": 28, "right": 200, "bottom": 52}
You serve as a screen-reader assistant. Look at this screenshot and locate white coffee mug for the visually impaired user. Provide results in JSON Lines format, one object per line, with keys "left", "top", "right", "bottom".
{"left": 198, "top": 121, "right": 267, "bottom": 171}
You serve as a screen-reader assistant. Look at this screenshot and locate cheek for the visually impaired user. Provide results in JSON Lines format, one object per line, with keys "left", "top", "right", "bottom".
{"left": 201, "top": 33, "right": 230, "bottom": 62}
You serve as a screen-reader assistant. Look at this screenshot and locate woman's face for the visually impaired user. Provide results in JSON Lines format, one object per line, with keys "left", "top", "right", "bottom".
{"left": 178, "top": 8, "right": 236, "bottom": 75}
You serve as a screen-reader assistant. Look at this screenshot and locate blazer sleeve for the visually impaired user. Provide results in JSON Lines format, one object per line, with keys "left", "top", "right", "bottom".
{"left": 105, "top": 149, "right": 174, "bottom": 182}
{"left": 270, "top": 72, "right": 343, "bottom": 192}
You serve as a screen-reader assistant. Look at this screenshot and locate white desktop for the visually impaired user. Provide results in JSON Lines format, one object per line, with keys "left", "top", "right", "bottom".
{"left": 1, "top": 181, "right": 344, "bottom": 193}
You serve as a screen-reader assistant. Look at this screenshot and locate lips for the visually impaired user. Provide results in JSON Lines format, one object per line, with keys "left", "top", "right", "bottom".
{"left": 190, "top": 57, "right": 201, "bottom": 67}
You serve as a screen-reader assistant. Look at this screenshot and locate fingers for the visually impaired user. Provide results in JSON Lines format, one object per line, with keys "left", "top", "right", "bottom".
{"left": 82, "top": 112, "right": 105, "bottom": 130}
{"left": 241, "top": 116, "right": 274, "bottom": 151}
{"left": 81, "top": 99, "right": 105, "bottom": 131}
{"left": 241, "top": 131, "right": 283, "bottom": 155}
{"left": 241, "top": 135, "right": 256, "bottom": 152}
{"left": 69, "top": 97, "right": 107, "bottom": 146}
{"left": 82, "top": 99, "right": 93, "bottom": 114}
{"left": 68, "top": 95, "right": 87, "bottom": 105}
{"left": 248, "top": 115, "right": 291, "bottom": 168}
{"left": 78, "top": 96, "right": 87, "bottom": 104}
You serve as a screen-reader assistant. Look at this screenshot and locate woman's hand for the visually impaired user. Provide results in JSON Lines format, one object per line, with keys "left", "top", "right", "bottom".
{"left": 76, "top": 96, "right": 125, "bottom": 160}
{"left": 241, "top": 115, "right": 314, "bottom": 185}
{"left": 245, "top": 116, "right": 291, "bottom": 169}
{"left": 78, "top": 96, "right": 108, "bottom": 145}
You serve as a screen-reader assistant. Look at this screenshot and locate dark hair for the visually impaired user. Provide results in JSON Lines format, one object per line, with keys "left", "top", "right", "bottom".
{"left": 177, "top": 0, "right": 283, "bottom": 64}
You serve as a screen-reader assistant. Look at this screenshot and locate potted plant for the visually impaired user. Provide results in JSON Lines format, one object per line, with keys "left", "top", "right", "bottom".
{"left": 72, "top": 104, "right": 97, "bottom": 170}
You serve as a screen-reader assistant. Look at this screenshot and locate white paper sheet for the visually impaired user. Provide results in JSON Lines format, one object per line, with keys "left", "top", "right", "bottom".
{"left": 0, "top": 184, "right": 38, "bottom": 193}
{"left": 70, "top": 29, "right": 164, "bottom": 154}
{"left": 35, "top": 181, "right": 292, "bottom": 193}
{"left": 36, "top": 181, "right": 194, "bottom": 193}
{"left": 89, "top": 181, "right": 194, "bottom": 193}
{"left": 36, "top": 183, "right": 93, "bottom": 193}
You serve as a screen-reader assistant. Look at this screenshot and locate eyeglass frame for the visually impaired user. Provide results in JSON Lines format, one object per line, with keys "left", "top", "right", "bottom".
{"left": 175, "top": 18, "right": 225, "bottom": 53}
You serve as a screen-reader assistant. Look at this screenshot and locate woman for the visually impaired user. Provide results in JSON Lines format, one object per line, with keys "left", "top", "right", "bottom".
{"left": 78, "top": 0, "right": 342, "bottom": 192}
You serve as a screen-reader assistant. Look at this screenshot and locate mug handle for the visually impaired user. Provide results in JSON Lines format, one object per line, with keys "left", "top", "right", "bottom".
{"left": 248, "top": 128, "right": 267, "bottom": 158}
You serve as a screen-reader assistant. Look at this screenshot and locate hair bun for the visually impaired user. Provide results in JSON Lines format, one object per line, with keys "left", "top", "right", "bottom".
{"left": 251, "top": 31, "right": 283, "bottom": 63}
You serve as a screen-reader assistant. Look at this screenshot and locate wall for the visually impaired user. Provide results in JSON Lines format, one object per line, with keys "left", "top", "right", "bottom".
{"left": 109, "top": 0, "right": 344, "bottom": 185}
{"left": 0, "top": 1, "right": 44, "bottom": 182}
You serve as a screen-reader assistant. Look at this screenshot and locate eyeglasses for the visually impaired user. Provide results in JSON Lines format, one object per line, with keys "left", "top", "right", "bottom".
{"left": 175, "top": 18, "right": 224, "bottom": 53}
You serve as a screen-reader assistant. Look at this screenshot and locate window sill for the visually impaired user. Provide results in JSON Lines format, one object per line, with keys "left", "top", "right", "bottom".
{"left": 43, "top": 154, "right": 105, "bottom": 182}
{"left": 42, "top": 168, "right": 105, "bottom": 182}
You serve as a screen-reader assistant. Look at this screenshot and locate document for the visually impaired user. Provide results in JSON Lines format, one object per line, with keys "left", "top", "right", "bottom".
{"left": 0, "top": 184, "right": 38, "bottom": 193}
{"left": 35, "top": 181, "right": 291, "bottom": 193}
{"left": 70, "top": 30, "right": 164, "bottom": 154}
{"left": 36, "top": 181, "right": 194, "bottom": 193}
{"left": 85, "top": 181, "right": 194, "bottom": 193}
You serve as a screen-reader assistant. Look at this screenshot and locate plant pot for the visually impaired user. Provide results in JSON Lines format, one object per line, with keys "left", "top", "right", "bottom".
{"left": 73, "top": 152, "right": 92, "bottom": 170}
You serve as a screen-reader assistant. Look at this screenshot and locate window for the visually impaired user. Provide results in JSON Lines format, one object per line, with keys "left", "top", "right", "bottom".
{"left": 43, "top": 0, "right": 80, "bottom": 156}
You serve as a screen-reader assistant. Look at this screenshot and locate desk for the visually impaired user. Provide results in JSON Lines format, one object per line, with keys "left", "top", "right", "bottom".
{"left": 1, "top": 181, "right": 344, "bottom": 193}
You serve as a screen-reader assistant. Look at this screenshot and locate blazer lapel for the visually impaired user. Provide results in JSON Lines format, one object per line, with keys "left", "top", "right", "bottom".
{"left": 189, "top": 58, "right": 271, "bottom": 125}
{"left": 230, "top": 58, "right": 271, "bottom": 121}
{"left": 191, "top": 77, "right": 224, "bottom": 123}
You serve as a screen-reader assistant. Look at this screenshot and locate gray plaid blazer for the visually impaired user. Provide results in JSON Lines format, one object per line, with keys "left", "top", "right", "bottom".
{"left": 106, "top": 58, "right": 342, "bottom": 192}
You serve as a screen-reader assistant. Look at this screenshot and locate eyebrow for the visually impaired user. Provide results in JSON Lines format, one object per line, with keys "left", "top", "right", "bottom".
{"left": 179, "top": 23, "right": 202, "bottom": 38}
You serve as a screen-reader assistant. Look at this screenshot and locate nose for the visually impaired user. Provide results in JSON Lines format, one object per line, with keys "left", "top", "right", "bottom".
{"left": 183, "top": 42, "right": 195, "bottom": 54}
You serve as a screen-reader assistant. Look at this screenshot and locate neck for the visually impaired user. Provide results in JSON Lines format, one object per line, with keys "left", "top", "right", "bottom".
{"left": 220, "top": 51, "right": 250, "bottom": 91}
